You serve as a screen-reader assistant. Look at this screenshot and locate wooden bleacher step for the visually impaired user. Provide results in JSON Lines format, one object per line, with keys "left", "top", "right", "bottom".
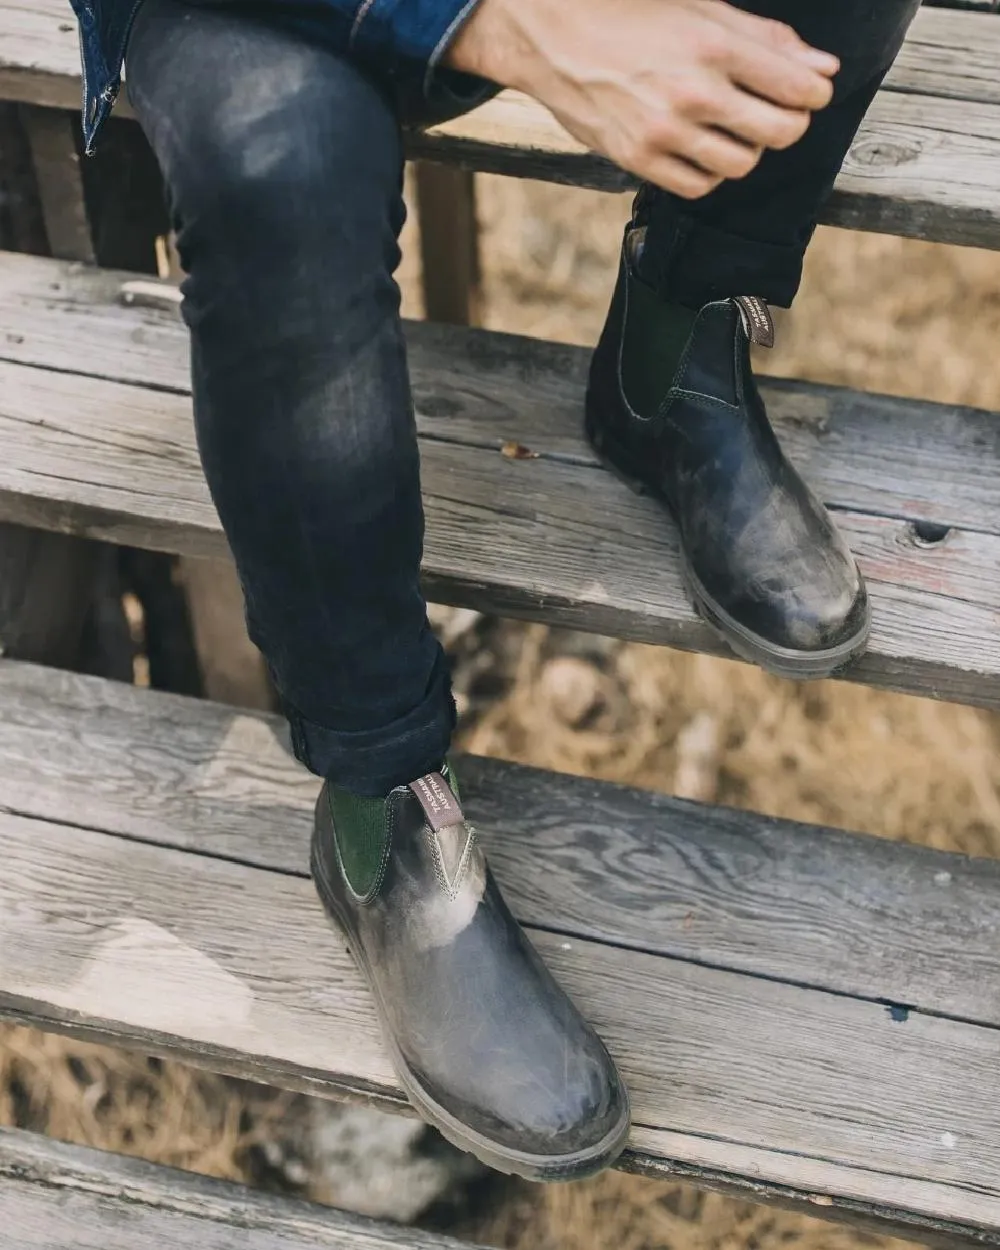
{"left": 3, "top": 5, "right": 1000, "bottom": 248}
{"left": 3, "top": 3, "right": 1000, "bottom": 1244}
{"left": 1, "top": 1126, "right": 476, "bottom": 1249}
{"left": 0, "top": 247, "right": 998, "bottom": 710}
{"left": 3, "top": 658, "right": 1000, "bottom": 1242}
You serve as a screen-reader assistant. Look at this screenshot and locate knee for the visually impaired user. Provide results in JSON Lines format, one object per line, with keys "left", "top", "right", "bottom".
{"left": 129, "top": 10, "right": 403, "bottom": 269}
{"left": 183, "top": 65, "right": 402, "bottom": 261}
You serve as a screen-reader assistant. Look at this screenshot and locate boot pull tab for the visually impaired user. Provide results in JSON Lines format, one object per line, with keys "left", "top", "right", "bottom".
{"left": 409, "top": 772, "right": 464, "bottom": 832}
{"left": 733, "top": 295, "right": 775, "bottom": 349}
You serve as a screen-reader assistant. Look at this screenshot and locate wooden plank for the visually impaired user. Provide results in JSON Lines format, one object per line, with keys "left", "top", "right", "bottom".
{"left": 888, "top": 7, "right": 1000, "bottom": 105}
{"left": 2, "top": 356, "right": 1000, "bottom": 708}
{"left": 0, "top": 1127, "right": 475, "bottom": 1250}
{"left": 5, "top": 665, "right": 1000, "bottom": 1241}
{"left": 3, "top": 5, "right": 1000, "bottom": 246}
{"left": 0, "top": 1, "right": 82, "bottom": 114}
{"left": 5, "top": 250, "right": 1000, "bottom": 540}
{"left": 1, "top": 659, "right": 1000, "bottom": 1033}
{"left": 0, "top": 104, "right": 116, "bottom": 679}
{"left": 926, "top": 0, "right": 999, "bottom": 11}
{"left": 414, "top": 164, "right": 481, "bottom": 325}
{"left": 410, "top": 89, "right": 1000, "bottom": 249}
{"left": 0, "top": 256, "right": 999, "bottom": 708}
{"left": 625, "top": 1126, "right": 1000, "bottom": 1250}
{"left": 5, "top": 3, "right": 1000, "bottom": 110}
{"left": 4, "top": 803, "right": 1000, "bottom": 1237}
{"left": 19, "top": 104, "right": 94, "bottom": 263}
{"left": 181, "top": 555, "right": 274, "bottom": 710}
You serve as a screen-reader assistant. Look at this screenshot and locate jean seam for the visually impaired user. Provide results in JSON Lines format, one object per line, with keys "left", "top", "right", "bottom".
{"left": 349, "top": 0, "right": 378, "bottom": 50}
{"left": 423, "top": 0, "right": 488, "bottom": 97}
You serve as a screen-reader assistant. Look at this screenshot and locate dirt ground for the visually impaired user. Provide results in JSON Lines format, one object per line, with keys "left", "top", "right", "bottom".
{"left": 4, "top": 173, "right": 1000, "bottom": 1250}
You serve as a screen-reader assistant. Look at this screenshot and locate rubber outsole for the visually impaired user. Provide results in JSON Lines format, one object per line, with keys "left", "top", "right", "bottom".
{"left": 310, "top": 834, "right": 631, "bottom": 1182}
{"left": 584, "top": 406, "right": 871, "bottom": 681}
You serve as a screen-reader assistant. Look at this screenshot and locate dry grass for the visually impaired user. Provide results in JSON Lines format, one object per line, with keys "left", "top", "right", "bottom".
{"left": 5, "top": 174, "right": 1000, "bottom": 1248}
{"left": 461, "top": 1170, "right": 916, "bottom": 1250}
{"left": 0, "top": 1024, "right": 302, "bottom": 1182}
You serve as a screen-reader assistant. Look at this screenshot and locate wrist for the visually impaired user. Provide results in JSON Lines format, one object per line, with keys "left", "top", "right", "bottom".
{"left": 443, "top": 0, "right": 544, "bottom": 91}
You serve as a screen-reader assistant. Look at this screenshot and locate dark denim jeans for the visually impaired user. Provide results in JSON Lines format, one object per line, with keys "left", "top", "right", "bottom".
{"left": 640, "top": 0, "right": 921, "bottom": 307}
{"left": 126, "top": 0, "right": 916, "bottom": 794}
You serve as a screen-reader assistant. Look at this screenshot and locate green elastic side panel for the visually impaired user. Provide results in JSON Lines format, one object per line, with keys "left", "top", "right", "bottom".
{"left": 620, "top": 269, "right": 698, "bottom": 420}
{"left": 441, "top": 759, "right": 461, "bottom": 804}
{"left": 328, "top": 788, "right": 389, "bottom": 898}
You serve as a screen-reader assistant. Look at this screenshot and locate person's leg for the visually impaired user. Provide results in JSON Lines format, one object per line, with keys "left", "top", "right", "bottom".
{"left": 639, "top": 0, "right": 922, "bottom": 307}
{"left": 125, "top": 0, "right": 628, "bottom": 1178}
{"left": 127, "top": 0, "right": 450, "bottom": 797}
{"left": 587, "top": 0, "right": 919, "bottom": 677}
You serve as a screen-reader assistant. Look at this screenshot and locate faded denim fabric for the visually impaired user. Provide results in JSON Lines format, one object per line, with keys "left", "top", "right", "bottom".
{"left": 114, "top": 0, "right": 918, "bottom": 794}
{"left": 125, "top": 0, "right": 470, "bottom": 793}
{"left": 70, "top": 0, "right": 486, "bottom": 151}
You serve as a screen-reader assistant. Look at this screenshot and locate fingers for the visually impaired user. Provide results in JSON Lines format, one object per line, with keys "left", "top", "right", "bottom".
{"left": 640, "top": 152, "right": 725, "bottom": 200}
{"left": 680, "top": 124, "right": 763, "bottom": 180}
{"left": 726, "top": 38, "right": 835, "bottom": 111}
{"left": 720, "top": 8, "right": 840, "bottom": 78}
{"left": 707, "top": 85, "right": 811, "bottom": 151}
{"left": 711, "top": 9, "right": 838, "bottom": 111}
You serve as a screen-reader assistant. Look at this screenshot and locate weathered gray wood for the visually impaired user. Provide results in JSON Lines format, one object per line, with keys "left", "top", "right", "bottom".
{"left": 888, "top": 7, "right": 1000, "bottom": 104}
{"left": 18, "top": 103, "right": 94, "bottom": 263}
{"left": 0, "top": 105, "right": 112, "bottom": 677}
{"left": 181, "top": 555, "right": 273, "bottom": 709}
{"left": 3, "top": 658, "right": 1000, "bottom": 1029}
{"left": 0, "top": 1128, "right": 476, "bottom": 1250}
{"left": 5, "top": 803, "right": 1000, "bottom": 1237}
{"left": 0, "top": 252, "right": 998, "bottom": 709}
{"left": 4, "top": 250, "right": 1000, "bottom": 538}
{"left": 623, "top": 1126, "right": 1000, "bottom": 1250}
{"left": 927, "top": 1, "right": 999, "bottom": 12}
{"left": 408, "top": 89, "right": 1000, "bottom": 248}
{"left": 3, "top": 353, "right": 1000, "bottom": 708}
{"left": 6, "top": 666, "right": 1000, "bottom": 1241}
{"left": 4, "top": 5, "right": 1000, "bottom": 247}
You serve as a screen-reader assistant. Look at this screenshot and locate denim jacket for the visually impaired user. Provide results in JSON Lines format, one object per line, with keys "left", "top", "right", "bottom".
{"left": 70, "top": 0, "right": 484, "bottom": 152}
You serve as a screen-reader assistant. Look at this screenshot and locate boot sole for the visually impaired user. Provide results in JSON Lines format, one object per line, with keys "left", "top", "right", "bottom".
{"left": 310, "top": 829, "right": 631, "bottom": 1182}
{"left": 584, "top": 403, "right": 871, "bottom": 680}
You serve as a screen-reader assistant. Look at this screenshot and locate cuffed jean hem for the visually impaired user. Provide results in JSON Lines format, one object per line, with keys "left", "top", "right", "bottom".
{"left": 285, "top": 662, "right": 458, "bottom": 795}
{"left": 639, "top": 201, "right": 809, "bottom": 310}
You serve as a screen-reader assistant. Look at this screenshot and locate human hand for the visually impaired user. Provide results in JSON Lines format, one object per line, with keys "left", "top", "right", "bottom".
{"left": 446, "top": 0, "right": 838, "bottom": 198}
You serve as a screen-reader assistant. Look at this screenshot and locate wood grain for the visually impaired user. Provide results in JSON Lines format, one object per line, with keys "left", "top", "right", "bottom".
{"left": 0, "top": 1128, "right": 476, "bottom": 1249}
{"left": 5, "top": 663, "right": 1000, "bottom": 1236}
{"left": 5, "top": 806, "right": 1000, "bottom": 1230}
{"left": 2, "top": 660, "right": 1000, "bottom": 1032}
{"left": 3, "top": 6, "right": 1000, "bottom": 246}
{"left": 408, "top": 88, "right": 1000, "bottom": 249}
{"left": 4, "top": 250, "right": 1000, "bottom": 537}
{"left": 0, "top": 253, "right": 999, "bottom": 709}
{"left": 889, "top": 6, "right": 1000, "bottom": 105}
{"left": 5, "top": 800, "right": 1000, "bottom": 1240}
{"left": 19, "top": 104, "right": 94, "bottom": 263}
{"left": 414, "top": 164, "right": 481, "bottom": 325}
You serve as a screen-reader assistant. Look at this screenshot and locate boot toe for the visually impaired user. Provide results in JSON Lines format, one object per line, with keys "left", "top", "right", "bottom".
{"left": 410, "top": 1031, "right": 630, "bottom": 1177}
{"left": 754, "top": 575, "right": 870, "bottom": 655}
